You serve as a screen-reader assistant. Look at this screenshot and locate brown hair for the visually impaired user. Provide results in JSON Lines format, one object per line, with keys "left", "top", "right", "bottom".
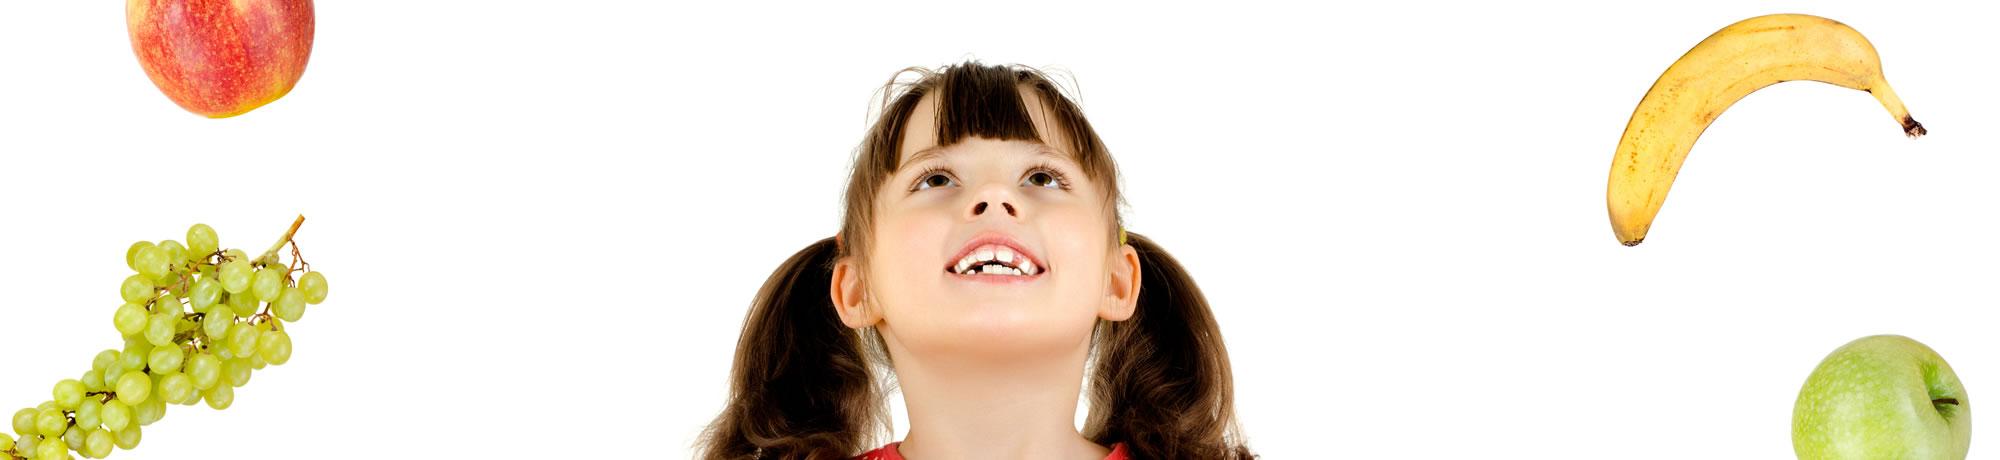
{"left": 701, "top": 62, "right": 1251, "bottom": 459}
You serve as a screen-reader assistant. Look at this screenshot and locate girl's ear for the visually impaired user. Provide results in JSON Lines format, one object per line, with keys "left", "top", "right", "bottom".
{"left": 1101, "top": 243, "right": 1141, "bottom": 321}
{"left": 830, "top": 257, "right": 880, "bottom": 328}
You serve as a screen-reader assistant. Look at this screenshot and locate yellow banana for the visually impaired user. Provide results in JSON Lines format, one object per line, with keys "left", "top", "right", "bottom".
{"left": 1607, "top": 14, "right": 1924, "bottom": 246}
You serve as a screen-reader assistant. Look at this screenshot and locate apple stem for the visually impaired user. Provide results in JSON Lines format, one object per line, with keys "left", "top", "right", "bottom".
{"left": 1935, "top": 397, "right": 1960, "bottom": 406}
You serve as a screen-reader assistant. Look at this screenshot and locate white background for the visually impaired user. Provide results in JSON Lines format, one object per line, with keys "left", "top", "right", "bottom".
{"left": 1, "top": 0, "right": 1994, "bottom": 458}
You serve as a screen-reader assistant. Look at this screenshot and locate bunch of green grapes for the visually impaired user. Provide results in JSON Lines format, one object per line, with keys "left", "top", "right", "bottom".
{"left": 2, "top": 217, "right": 328, "bottom": 459}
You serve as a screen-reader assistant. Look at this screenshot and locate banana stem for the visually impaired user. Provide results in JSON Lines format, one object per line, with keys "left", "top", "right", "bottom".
{"left": 1867, "top": 84, "right": 1927, "bottom": 138}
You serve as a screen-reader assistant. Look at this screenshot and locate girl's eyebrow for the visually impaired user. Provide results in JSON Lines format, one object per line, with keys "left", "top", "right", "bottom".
{"left": 901, "top": 143, "right": 1079, "bottom": 170}
{"left": 1029, "top": 145, "right": 1079, "bottom": 166}
{"left": 902, "top": 145, "right": 951, "bottom": 167}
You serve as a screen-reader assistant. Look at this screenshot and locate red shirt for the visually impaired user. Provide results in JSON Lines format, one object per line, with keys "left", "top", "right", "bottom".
{"left": 856, "top": 442, "right": 1130, "bottom": 460}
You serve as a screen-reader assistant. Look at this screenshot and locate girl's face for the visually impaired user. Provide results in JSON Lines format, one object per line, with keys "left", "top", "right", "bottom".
{"left": 845, "top": 88, "right": 1136, "bottom": 361}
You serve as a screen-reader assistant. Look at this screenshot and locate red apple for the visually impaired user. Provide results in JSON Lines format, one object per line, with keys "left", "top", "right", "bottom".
{"left": 127, "top": 0, "right": 314, "bottom": 118}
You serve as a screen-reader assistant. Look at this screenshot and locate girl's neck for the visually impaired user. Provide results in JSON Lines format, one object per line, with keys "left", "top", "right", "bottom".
{"left": 888, "top": 341, "right": 1110, "bottom": 460}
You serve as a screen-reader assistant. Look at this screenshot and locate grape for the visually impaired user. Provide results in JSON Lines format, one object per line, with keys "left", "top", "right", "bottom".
{"left": 156, "top": 373, "right": 195, "bottom": 406}
{"left": 143, "top": 312, "right": 176, "bottom": 347}
{"left": 257, "top": 329, "right": 293, "bottom": 365}
{"left": 74, "top": 400, "right": 100, "bottom": 431}
{"left": 148, "top": 344, "right": 184, "bottom": 373}
{"left": 83, "top": 428, "right": 112, "bottom": 458}
{"left": 79, "top": 370, "right": 103, "bottom": 391}
{"left": 186, "top": 224, "right": 218, "bottom": 259}
{"left": 226, "top": 324, "right": 258, "bottom": 358}
{"left": 191, "top": 278, "right": 222, "bottom": 311}
{"left": 35, "top": 408, "right": 65, "bottom": 437}
{"left": 251, "top": 267, "right": 283, "bottom": 302}
{"left": 98, "top": 401, "right": 129, "bottom": 432}
{"left": 156, "top": 240, "right": 187, "bottom": 270}
{"left": 64, "top": 426, "right": 84, "bottom": 452}
{"left": 123, "top": 243, "right": 154, "bottom": 272}
{"left": 153, "top": 293, "right": 183, "bottom": 315}
{"left": 102, "top": 366, "right": 125, "bottom": 394}
{"left": 112, "top": 425, "right": 139, "bottom": 450}
{"left": 248, "top": 347, "right": 268, "bottom": 370}
{"left": 226, "top": 290, "right": 259, "bottom": 317}
{"left": 202, "top": 384, "right": 233, "bottom": 410}
{"left": 299, "top": 271, "right": 328, "bottom": 304}
{"left": 14, "top": 433, "right": 36, "bottom": 458}
{"left": 219, "top": 259, "right": 253, "bottom": 294}
{"left": 133, "top": 397, "right": 163, "bottom": 426}
{"left": 273, "top": 287, "right": 306, "bottom": 322}
{"left": 91, "top": 350, "right": 118, "bottom": 373}
{"left": 223, "top": 358, "right": 252, "bottom": 388}
{"left": 133, "top": 245, "right": 169, "bottom": 280}
{"left": 197, "top": 263, "right": 219, "bottom": 284}
{"left": 34, "top": 432, "right": 67, "bottom": 459}
{"left": 53, "top": 379, "right": 86, "bottom": 409}
{"left": 186, "top": 353, "right": 221, "bottom": 390}
{"left": 203, "top": 308, "right": 234, "bottom": 340}
{"left": 13, "top": 408, "right": 35, "bottom": 437}
{"left": 117, "top": 343, "right": 148, "bottom": 371}
{"left": 0, "top": 432, "right": 11, "bottom": 452}
{"left": 118, "top": 275, "right": 152, "bottom": 305}
{"left": 111, "top": 303, "right": 147, "bottom": 338}
{"left": 114, "top": 372, "right": 150, "bottom": 405}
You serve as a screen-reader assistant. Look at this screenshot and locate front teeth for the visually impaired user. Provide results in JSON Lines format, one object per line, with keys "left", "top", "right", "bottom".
{"left": 952, "top": 245, "right": 1041, "bottom": 276}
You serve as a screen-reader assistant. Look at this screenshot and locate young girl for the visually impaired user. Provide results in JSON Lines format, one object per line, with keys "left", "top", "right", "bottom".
{"left": 701, "top": 62, "right": 1252, "bottom": 460}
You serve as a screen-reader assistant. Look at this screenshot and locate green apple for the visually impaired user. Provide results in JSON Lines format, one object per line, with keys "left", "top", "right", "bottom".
{"left": 1794, "top": 335, "right": 1971, "bottom": 459}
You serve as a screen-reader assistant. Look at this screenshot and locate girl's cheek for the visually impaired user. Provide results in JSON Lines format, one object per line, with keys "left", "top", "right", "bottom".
{"left": 874, "top": 210, "right": 950, "bottom": 273}
{"left": 1045, "top": 206, "right": 1108, "bottom": 250}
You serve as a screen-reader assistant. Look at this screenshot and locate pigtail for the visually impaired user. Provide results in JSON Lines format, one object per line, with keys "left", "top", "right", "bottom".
{"left": 700, "top": 237, "right": 887, "bottom": 460}
{"left": 1085, "top": 232, "right": 1254, "bottom": 459}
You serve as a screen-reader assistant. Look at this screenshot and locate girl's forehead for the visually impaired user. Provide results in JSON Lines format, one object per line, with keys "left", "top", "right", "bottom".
{"left": 895, "top": 87, "right": 1079, "bottom": 167}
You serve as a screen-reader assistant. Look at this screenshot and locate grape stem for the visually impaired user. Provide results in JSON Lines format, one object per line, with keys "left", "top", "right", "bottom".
{"left": 254, "top": 215, "right": 306, "bottom": 267}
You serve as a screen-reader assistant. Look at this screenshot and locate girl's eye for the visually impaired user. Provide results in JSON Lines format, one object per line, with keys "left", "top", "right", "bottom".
{"left": 914, "top": 172, "right": 957, "bottom": 191}
{"left": 1022, "top": 170, "right": 1065, "bottom": 190}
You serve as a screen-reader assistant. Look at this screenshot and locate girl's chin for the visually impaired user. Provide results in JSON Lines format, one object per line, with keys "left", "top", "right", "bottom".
{"left": 884, "top": 313, "right": 1099, "bottom": 358}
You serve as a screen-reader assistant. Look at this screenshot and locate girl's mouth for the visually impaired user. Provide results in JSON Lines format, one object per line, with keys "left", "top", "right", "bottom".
{"left": 943, "top": 235, "right": 1046, "bottom": 279}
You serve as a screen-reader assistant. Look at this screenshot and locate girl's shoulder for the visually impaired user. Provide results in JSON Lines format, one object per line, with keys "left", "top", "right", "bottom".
{"left": 852, "top": 443, "right": 897, "bottom": 460}
{"left": 853, "top": 443, "right": 900, "bottom": 460}
{"left": 1104, "top": 442, "right": 1130, "bottom": 459}
{"left": 854, "top": 442, "right": 1131, "bottom": 460}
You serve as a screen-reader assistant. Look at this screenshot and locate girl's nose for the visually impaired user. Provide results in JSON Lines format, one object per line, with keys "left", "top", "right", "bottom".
{"left": 970, "top": 201, "right": 1017, "bottom": 218}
